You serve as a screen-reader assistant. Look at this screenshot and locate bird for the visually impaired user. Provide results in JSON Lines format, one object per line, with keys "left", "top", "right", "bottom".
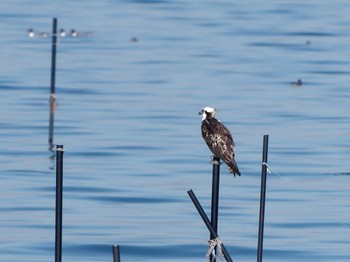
{"left": 130, "top": 36, "right": 138, "bottom": 43}
{"left": 70, "top": 29, "right": 78, "bottom": 37}
{"left": 199, "top": 107, "right": 241, "bottom": 176}
{"left": 59, "top": 29, "right": 66, "bottom": 37}
{"left": 28, "top": 28, "right": 35, "bottom": 38}
{"left": 70, "top": 29, "right": 93, "bottom": 37}
{"left": 27, "top": 28, "right": 49, "bottom": 38}
{"left": 291, "top": 79, "right": 302, "bottom": 86}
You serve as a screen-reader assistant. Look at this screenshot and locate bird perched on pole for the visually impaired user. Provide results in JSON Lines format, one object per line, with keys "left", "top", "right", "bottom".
{"left": 199, "top": 107, "right": 241, "bottom": 176}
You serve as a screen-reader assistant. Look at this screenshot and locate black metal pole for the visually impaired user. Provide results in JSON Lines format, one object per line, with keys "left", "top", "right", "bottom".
{"left": 257, "top": 135, "right": 269, "bottom": 262}
{"left": 112, "top": 245, "right": 121, "bottom": 262}
{"left": 55, "top": 145, "right": 64, "bottom": 262}
{"left": 210, "top": 156, "right": 221, "bottom": 261}
{"left": 49, "top": 17, "right": 57, "bottom": 149}
{"left": 50, "top": 17, "right": 57, "bottom": 95}
{"left": 187, "top": 189, "right": 233, "bottom": 262}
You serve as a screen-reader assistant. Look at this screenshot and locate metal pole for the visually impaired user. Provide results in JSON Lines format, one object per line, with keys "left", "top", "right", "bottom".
{"left": 49, "top": 17, "right": 57, "bottom": 149}
{"left": 257, "top": 135, "right": 269, "bottom": 262}
{"left": 210, "top": 156, "right": 221, "bottom": 261}
{"left": 112, "top": 245, "right": 121, "bottom": 262}
{"left": 50, "top": 17, "right": 57, "bottom": 95}
{"left": 187, "top": 189, "right": 233, "bottom": 262}
{"left": 55, "top": 145, "right": 64, "bottom": 262}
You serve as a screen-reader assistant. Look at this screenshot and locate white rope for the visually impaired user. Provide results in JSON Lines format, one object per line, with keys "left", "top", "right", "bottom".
{"left": 262, "top": 162, "right": 271, "bottom": 173}
{"left": 206, "top": 237, "right": 224, "bottom": 261}
{"left": 262, "top": 161, "right": 285, "bottom": 179}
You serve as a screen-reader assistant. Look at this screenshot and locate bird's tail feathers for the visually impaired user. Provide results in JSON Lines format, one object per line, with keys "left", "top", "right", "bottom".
{"left": 228, "top": 161, "right": 241, "bottom": 177}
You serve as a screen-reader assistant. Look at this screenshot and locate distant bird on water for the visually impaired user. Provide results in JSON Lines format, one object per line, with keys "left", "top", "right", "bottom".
{"left": 59, "top": 29, "right": 67, "bottom": 37}
{"left": 27, "top": 28, "right": 49, "bottom": 38}
{"left": 70, "top": 29, "right": 93, "bottom": 37}
{"left": 199, "top": 107, "right": 241, "bottom": 176}
{"left": 291, "top": 79, "right": 302, "bottom": 86}
{"left": 130, "top": 36, "right": 138, "bottom": 43}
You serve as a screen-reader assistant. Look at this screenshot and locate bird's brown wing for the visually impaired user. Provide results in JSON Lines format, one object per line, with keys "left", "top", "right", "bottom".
{"left": 202, "top": 119, "right": 240, "bottom": 175}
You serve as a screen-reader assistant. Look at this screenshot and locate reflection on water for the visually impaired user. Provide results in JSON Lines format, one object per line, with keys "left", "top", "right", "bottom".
{"left": 1, "top": 0, "right": 350, "bottom": 262}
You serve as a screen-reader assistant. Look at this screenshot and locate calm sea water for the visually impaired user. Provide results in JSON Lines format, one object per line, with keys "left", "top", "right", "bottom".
{"left": 1, "top": 1, "right": 350, "bottom": 261}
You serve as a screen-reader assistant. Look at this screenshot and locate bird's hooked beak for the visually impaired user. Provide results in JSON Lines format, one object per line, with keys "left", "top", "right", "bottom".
{"left": 198, "top": 109, "right": 207, "bottom": 121}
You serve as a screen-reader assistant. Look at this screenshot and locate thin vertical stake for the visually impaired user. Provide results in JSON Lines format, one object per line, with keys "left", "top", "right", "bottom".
{"left": 55, "top": 145, "right": 64, "bottom": 262}
{"left": 210, "top": 156, "right": 220, "bottom": 261}
{"left": 50, "top": 17, "right": 57, "bottom": 95}
{"left": 257, "top": 135, "right": 269, "bottom": 262}
{"left": 112, "top": 245, "right": 121, "bottom": 262}
{"left": 49, "top": 17, "right": 58, "bottom": 149}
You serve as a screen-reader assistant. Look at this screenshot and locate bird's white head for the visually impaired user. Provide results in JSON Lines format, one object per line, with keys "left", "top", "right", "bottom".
{"left": 198, "top": 107, "right": 216, "bottom": 121}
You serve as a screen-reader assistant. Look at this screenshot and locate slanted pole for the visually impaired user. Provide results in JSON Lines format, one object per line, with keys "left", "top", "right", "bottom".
{"left": 188, "top": 189, "right": 233, "bottom": 262}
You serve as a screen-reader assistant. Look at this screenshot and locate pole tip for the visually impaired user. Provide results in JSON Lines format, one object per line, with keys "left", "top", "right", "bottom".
{"left": 56, "top": 145, "right": 64, "bottom": 151}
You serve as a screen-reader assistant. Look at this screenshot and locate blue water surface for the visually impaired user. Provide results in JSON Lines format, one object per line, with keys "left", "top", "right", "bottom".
{"left": 1, "top": 0, "right": 350, "bottom": 261}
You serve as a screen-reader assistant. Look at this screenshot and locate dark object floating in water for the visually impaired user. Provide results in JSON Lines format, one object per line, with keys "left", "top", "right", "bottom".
{"left": 334, "top": 172, "right": 350, "bottom": 176}
{"left": 305, "top": 40, "right": 311, "bottom": 45}
{"left": 291, "top": 79, "right": 302, "bottom": 86}
{"left": 130, "top": 36, "right": 138, "bottom": 43}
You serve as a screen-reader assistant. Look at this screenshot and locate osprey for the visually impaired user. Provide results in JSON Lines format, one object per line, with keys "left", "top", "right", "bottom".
{"left": 199, "top": 107, "right": 241, "bottom": 176}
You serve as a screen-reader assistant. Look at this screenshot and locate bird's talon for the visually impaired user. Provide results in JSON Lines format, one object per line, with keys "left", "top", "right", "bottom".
{"left": 210, "top": 155, "right": 221, "bottom": 165}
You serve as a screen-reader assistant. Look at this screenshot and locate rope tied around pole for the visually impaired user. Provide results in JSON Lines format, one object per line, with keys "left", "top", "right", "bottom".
{"left": 262, "top": 162, "right": 288, "bottom": 181}
{"left": 206, "top": 237, "right": 224, "bottom": 260}
{"left": 262, "top": 162, "right": 271, "bottom": 174}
